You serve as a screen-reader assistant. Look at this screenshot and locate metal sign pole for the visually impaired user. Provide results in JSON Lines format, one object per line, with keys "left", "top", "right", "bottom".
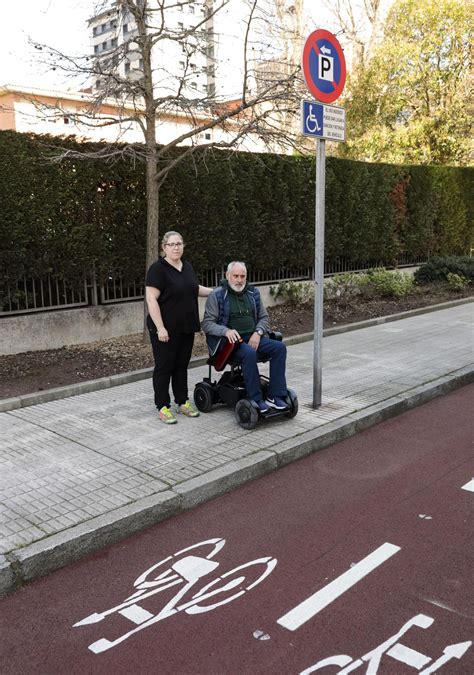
{"left": 301, "top": 28, "right": 346, "bottom": 408}
{"left": 313, "top": 138, "right": 325, "bottom": 407}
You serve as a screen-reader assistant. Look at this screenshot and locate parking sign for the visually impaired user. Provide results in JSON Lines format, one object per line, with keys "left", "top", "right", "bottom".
{"left": 302, "top": 29, "right": 346, "bottom": 104}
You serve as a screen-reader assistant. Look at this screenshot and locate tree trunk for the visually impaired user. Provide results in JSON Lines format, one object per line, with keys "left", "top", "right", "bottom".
{"left": 143, "top": 126, "right": 159, "bottom": 342}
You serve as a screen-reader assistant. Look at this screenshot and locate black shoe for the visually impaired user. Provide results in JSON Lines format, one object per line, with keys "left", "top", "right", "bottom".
{"left": 266, "top": 396, "right": 288, "bottom": 410}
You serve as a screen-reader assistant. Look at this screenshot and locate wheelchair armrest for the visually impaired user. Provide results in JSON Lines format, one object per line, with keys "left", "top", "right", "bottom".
{"left": 207, "top": 337, "right": 243, "bottom": 372}
{"left": 268, "top": 331, "right": 283, "bottom": 342}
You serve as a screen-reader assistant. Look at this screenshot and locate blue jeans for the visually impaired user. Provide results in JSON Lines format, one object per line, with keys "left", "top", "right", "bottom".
{"left": 234, "top": 337, "right": 287, "bottom": 402}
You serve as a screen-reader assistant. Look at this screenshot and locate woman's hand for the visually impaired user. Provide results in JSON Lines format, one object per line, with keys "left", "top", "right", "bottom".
{"left": 157, "top": 327, "right": 170, "bottom": 342}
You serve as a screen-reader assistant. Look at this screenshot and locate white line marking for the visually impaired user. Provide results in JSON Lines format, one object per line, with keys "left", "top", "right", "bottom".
{"left": 387, "top": 643, "right": 431, "bottom": 669}
{"left": 119, "top": 604, "right": 155, "bottom": 624}
{"left": 461, "top": 479, "right": 474, "bottom": 492}
{"left": 277, "top": 543, "right": 401, "bottom": 631}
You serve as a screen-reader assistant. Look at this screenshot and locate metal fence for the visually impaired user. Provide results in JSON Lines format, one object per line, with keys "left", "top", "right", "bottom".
{"left": 1, "top": 253, "right": 430, "bottom": 317}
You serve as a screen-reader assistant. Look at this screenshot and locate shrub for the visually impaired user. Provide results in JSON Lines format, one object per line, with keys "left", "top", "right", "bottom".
{"left": 270, "top": 280, "right": 313, "bottom": 305}
{"left": 414, "top": 256, "right": 474, "bottom": 284}
{"left": 324, "top": 273, "right": 364, "bottom": 303}
{"left": 446, "top": 272, "right": 470, "bottom": 291}
{"left": 364, "top": 267, "right": 414, "bottom": 298}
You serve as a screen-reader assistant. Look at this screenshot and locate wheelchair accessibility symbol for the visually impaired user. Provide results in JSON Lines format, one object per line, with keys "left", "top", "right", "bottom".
{"left": 305, "top": 104, "right": 322, "bottom": 134}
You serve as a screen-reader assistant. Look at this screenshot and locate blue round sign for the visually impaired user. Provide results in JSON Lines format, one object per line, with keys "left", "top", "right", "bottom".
{"left": 302, "top": 29, "right": 346, "bottom": 104}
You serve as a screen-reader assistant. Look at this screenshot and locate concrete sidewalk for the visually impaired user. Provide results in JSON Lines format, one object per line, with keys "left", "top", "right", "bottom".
{"left": 1, "top": 301, "right": 473, "bottom": 597}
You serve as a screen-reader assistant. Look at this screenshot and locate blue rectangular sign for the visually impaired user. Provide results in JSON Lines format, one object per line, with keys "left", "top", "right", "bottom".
{"left": 301, "top": 100, "right": 345, "bottom": 142}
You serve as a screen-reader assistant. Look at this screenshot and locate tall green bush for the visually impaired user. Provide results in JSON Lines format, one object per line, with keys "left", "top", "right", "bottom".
{"left": 0, "top": 130, "right": 472, "bottom": 292}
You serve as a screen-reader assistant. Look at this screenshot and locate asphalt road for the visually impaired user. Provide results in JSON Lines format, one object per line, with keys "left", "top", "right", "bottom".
{"left": 1, "top": 384, "right": 473, "bottom": 674}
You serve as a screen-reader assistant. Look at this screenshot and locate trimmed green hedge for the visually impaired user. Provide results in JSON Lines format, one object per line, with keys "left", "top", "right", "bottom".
{"left": 0, "top": 130, "right": 472, "bottom": 289}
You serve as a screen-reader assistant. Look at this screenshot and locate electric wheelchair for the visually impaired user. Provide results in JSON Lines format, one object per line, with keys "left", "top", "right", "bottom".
{"left": 193, "top": 332, "right": 298, "bottom": 430}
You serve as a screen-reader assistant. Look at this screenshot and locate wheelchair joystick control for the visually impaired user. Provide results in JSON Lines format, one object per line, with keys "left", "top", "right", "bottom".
{"left": 214, "top": 337, "right": 243, "bottom": 372}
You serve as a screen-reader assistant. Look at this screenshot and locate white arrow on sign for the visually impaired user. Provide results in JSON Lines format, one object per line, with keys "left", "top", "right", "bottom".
{"left": 320, "top": 45, "right": 331, "bottom": 55}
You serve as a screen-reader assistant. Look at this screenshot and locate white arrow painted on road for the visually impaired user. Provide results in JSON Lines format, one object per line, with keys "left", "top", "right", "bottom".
{"left": 419, "top": 641, "right": 472, "bottom": 674}
{"left": 461, "top": 478, "right": 474, "bottom": 492}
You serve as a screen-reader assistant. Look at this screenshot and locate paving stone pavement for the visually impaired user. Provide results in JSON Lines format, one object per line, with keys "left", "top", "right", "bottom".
{"left": 0, "top": 302, "right": 473, "bottom": 596}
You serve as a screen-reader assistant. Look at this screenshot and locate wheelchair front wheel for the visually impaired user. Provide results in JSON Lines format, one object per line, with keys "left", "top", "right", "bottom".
{"left": 194, "top": 382, "right": 214, "bottom": 413}
{"left": 235, "top": 399, "right": 259, "bottom": 430}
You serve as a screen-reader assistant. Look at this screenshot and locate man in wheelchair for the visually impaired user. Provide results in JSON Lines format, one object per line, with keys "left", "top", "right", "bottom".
{"left": 202, "top": 261, "right": 288, "bottom": 415}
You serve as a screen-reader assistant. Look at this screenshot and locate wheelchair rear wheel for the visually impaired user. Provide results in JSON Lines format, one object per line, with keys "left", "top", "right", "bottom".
{"left": 285, "top": 388, "right": 298, "bottom": 419}
{"left": 235, "top": 399, "right": 259, "bottom": 430}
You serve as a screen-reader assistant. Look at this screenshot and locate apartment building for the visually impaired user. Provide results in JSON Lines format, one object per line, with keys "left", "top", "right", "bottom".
{"left": 0, "top": 84, "right": 271, "bottom": 153}
{"left": 89, "top": 1, "right": 218, "bottom": 99}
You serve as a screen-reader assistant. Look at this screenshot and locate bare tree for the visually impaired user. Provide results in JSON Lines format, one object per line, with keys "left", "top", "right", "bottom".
{"left": 30, "top": 0, "right": 301, "bottom": 273}
{"left": 321, "top": 0, "right": 386, "bottom": 68}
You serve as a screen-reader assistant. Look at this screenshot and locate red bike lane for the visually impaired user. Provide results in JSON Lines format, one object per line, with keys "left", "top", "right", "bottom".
{"left": 1, "top": 384, "right": 473, "bottom": 674}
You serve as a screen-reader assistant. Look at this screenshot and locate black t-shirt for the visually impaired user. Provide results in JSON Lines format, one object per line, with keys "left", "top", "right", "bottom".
{"left": 146, "top": 257, "right": 200, "bottom": 334}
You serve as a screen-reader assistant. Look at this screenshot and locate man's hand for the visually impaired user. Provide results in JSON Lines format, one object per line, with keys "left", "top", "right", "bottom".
{"left": 226, "top": 329, "right": 241, "bottom": 344}
{"left": 248, "top": 331, "right": 261, "bottom": 350}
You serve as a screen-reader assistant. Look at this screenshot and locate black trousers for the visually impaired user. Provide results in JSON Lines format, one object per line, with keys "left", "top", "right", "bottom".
{"left": 148, "top": 330, "right": 195, "bottom": 409}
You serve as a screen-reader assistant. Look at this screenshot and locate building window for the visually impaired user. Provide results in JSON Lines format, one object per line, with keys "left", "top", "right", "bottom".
{"left": 125, "top": 61, "right": 131, "bottom": 74}
{"left": 205, "top": 132, "right": 211, "bottom": 140}
{"left": 94, "top": 45, "right": 100, "bottom": 54}
{"left": 93, "top": 26, "right": 98, "bottom": 37}
{"left": 178, "top": 22, "right": 184, "bottom": 30}
{"left": 102, "top": 41, "right": 108, "bottom": 51}
{"left": 111, "top": 37, "right": 118, "bottom": 48}
{"left": 191, "top": 82, "right": 197, "bottom": 89}
{"left": 123, "top": 23, "right": 128, "bottom": 34}
{"left": 63, "top": 116, "right": 71, "bottom": 125}
{"left": 189, "top": 4, "right": 195, "bottom": 13}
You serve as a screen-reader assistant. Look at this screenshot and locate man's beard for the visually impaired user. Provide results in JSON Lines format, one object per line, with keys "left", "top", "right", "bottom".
{"left": 228, "top": 281, "right": 245, "bottom": 292}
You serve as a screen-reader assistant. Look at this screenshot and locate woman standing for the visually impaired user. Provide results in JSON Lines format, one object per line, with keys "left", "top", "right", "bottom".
{"left": 145, "top": 231, "right": 212, "bottom": 424}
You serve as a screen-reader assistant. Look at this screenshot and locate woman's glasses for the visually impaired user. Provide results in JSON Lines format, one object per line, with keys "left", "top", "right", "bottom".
{"left": 166, "top": 242, "right": 183, "bottom": 248}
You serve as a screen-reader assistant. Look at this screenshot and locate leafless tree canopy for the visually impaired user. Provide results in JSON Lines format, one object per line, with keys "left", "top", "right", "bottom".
{"left": 29, "top": 0, "right": 306, "bottom": 270}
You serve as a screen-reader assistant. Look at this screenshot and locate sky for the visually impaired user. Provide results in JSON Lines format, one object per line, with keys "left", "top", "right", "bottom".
{"left": 1, "top": 0, "right": 92, "bottom": 89}
{"left": 0, "top": 1, "right": 354, "bottom": 91}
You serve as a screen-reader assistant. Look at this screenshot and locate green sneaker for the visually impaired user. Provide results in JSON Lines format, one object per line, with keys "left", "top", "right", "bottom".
{"left": 177, "top": 400, "right": 200, "bottom": 417}
{"left": 158, "top": 406, "right": 177, "bottom": 424}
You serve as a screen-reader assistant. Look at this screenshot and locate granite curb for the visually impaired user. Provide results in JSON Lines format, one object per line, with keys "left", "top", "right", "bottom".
{"left": 1, "top": 363, "right": 472, "bottom": 598}
{"left": 1, "top": 296, "right": 472, "bottom": 413}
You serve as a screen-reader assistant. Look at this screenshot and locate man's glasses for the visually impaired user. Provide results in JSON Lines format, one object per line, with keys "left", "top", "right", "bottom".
{"left": 166, "top": 242, "right": 183, "bottom": 248}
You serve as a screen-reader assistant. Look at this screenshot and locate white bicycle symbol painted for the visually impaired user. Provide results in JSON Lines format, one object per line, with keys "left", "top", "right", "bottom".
{"left": 74, "top": 537, "right": 277, "bottom": 654}
{"left": 305, "top": 104, "right": 321, "bottom": 133}
{"left": 300, "top": 613, "right": 472, "bottom": 674}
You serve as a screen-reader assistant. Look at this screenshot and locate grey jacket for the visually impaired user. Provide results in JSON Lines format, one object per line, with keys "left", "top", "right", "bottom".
{"left": 202, "top": 281, "right": 270, "bottom": 352}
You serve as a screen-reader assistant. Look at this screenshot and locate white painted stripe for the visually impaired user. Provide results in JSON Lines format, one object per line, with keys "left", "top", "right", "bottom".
{"left": 119, "top": 604, "right": 155, "bottom": 624}
{"left": 461, "top": 479, "right": 474, "bottom": 492}
{"left": 277, "top": 542, "right": 401, "bottom": 631}
{"left": 387, "top": 643, "right": 432, "bottom": 669}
